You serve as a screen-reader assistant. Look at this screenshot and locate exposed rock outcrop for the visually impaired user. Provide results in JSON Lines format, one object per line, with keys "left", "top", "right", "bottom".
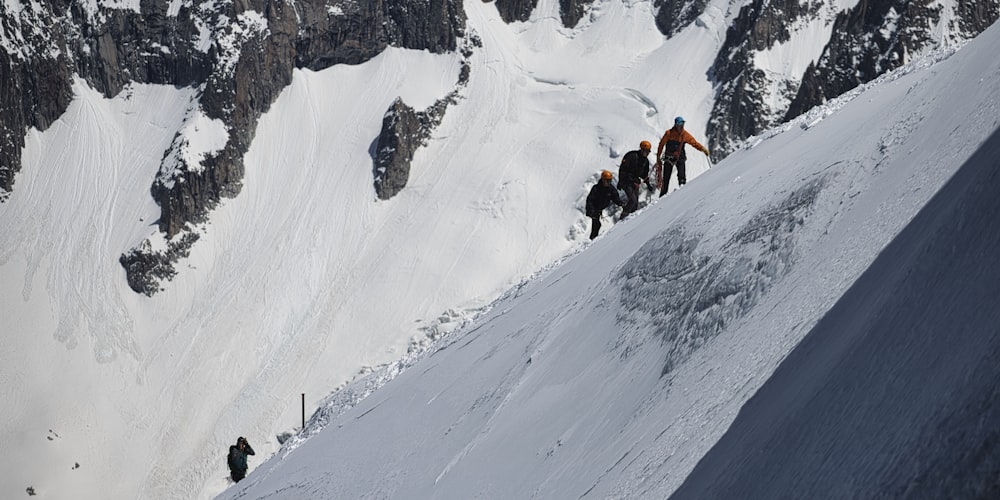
{"left": 654, "top": 0, "right": 710, "bottom": 38}
{"left": 118, "top": 232, "right": 200, "bottom": 297}
{"left": 705, "top": 0, "right": 824, "bottom": 158}
{"left": 374, "top": 37, "right": 478, "bottom": 200}
{"left": 487, "top": 0, "right": 596, "bottom": 28}
{"left": 374, "top": 98, "right": 444, "bottom": 200}
{"left": 785, "top": 0, "right": 998, "bottom": 121}
{"left": 559, "top": 0, "right": 591, "bottom": 28}
{"left": 708, "top": 0, "right": 998, "bottom": 158}
{"left": 2, "top": 0, "right": 996, "bottom": 295}
{"left": 0, "top": 0, "right": 210, "bottom": 199}
{"left": 491, "top": 0, "right": 538, "bottom": 23}
{"left": 0, "top": 0, "right": 466, "bottom": 294}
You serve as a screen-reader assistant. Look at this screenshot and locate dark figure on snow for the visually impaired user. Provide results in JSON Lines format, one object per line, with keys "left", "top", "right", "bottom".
{"left": 654, "top": 116, "right": 710, "bottom": 196}
{"left": 227, "top": 436, "right": 255, "bottom": 483}
{"left": 617, "top": 140, "right": 654, "bottom": 218}
{"left": 586, "top": 170, "right": 624, "bottom": 240}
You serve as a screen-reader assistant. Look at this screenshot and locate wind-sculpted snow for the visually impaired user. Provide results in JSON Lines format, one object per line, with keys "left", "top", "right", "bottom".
{"left": 616, "top": 177, "right": 826, "bottom": 376}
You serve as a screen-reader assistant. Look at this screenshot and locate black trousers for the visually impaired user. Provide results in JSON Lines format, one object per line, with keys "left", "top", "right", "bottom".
{"left": 231, "top": 470, "right": 247, "bottom": 483}
{"left": 589, "top": 216, "right": 602, "bottom": 239}
{"left": 620, "top": 182, "right": 640, "bottom": 218}
{"left": 659, "top": 157, "right": 687, "bottom": 197}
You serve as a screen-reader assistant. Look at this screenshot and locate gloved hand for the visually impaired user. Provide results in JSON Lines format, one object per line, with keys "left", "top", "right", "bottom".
{"left": 703, "top": 147, "right": 711, "bottom": 156}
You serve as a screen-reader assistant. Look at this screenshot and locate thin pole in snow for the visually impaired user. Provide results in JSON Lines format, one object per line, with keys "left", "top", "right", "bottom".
{"left": 301, "top": 393, "right": 305, "bottom": 430}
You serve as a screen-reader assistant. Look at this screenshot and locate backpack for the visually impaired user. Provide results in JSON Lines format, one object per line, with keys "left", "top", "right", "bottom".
{"left": 228, "top": 446, "right": 243, "bottom": 472}
{"left": 663, "top": 139, "right": 682, "bottom": 158}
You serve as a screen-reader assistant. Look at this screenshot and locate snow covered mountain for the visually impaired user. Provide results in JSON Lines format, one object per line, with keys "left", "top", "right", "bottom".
{"left": 2, "top": 0, "right": 995, "bottom": 294}
{"left": 216, "top": 22, "right": 1000, "bottom": 499}
{"left": 1, "top": 0, "right": 998, "bottom": 498}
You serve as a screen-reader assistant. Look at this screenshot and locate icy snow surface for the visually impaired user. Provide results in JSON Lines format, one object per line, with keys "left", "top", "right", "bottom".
{"left": 1, "top": 0, "right": 998, "bottom": 498}
{"left": 220, "top": 20, "right": 1000, "bottom": 500}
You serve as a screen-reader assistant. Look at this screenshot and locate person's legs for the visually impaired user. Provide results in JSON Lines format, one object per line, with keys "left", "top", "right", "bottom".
{"left": 659, "top": 161, "right": 674, "bottom": 197}
{"left": 622, "top": 183, "right": 639, "bottom": 217}
{"left": 589, "top": 216, "right": 602, "bottom": 239}
{"left": 677, "top": 157, "right": 687, "bottom": 185}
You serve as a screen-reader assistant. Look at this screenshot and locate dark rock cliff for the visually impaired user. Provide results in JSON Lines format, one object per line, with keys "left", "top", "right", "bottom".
{"left": 491, "top": 0, "right": 539, "bottom": 23}
{"left": 0, "top": 0, "right": 466, "bottom": 295}
{"left": 374, "top": 37, "right": 477, "bottom": 199}
{"left": 785, "top": 0, "right": 998, "bottom": 121}
{"left": 3, "top": 0, "right": 996, "bottom": 295}
{"left": 708, "top": 0, "right": 998, "bottom": 158}
{"left": 654, "top": 0, "right": 710, "bottom": 38}
{"left": 1, "top": 0, "right": 210, "bottom": 199}
{"left": 705, "top": 0, "right": 824, "bottom": 158}
{"left": 488, "top": 0, "right": 596, "bottom": 28}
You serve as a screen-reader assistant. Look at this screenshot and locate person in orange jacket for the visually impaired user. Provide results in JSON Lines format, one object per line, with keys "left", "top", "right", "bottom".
{"left": 654, "top": 116, "right": 710, "bottom": 196}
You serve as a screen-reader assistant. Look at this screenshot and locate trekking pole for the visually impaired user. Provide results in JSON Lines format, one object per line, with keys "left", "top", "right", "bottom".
{"left": 301, "top": 393, "right": 305, "bottom": 430}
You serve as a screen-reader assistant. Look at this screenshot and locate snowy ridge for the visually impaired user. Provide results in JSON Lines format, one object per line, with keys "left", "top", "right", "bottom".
{"left": 741, "top": 39, "right": 965, "bottom": 149}
{"left": 1, "top": 0, "right": 997, "bottom": 498}
{"left": 219, "top": 22, "right": 1000, "bottom": 499}
{"left": 280, "top": 243, "right": 591, "bottom": 456}
{"left": 272, "top": 34, "right": 969, "bottom": 464}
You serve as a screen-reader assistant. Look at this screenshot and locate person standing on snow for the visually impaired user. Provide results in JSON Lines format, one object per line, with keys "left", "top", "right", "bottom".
{"left": 227, "top": 436, "right": 256, "bottom": 483}
{"left": 617, "top": 140, "right": 654, "bottom": 218}
{"left": 654, "top": 116, "right": 710, "bottom": 196}
{"left": 586, "top": 170, "right": 624, "bottom": 240}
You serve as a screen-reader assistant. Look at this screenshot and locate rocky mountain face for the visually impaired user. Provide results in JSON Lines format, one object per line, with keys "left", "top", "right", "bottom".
{"left": 1, "top": 0, "right": 996, "bottom": 295}
{"left": 655, "top": 0, "right": 711, "bottom": 38}
{"left": 0, "top": 0, "right": 211, "bottom": 199}
{"left": 374, "top": 37, "right": 476, "bottom": 200}
{"left": 784, "top": 0, "right": 999, "bottom": 121}
{"left": 707, "top": 0, "right": 999, "bottom": 157}
{"left": 1, "top": 0, "right": 464, "bottom": 295}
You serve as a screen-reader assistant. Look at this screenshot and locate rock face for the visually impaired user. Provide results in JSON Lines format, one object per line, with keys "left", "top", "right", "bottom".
{"left": 654, "top": 0, "right": 710, "bottom": 38}
{"left": 1, "top": 0, "right": 996, "bottom": 294}
{"left": 707, "top": 0, "right": 998, "bottom": 158}
{"left": 373, "top": 98, "right": 447, "bottom": 200}
{"left": 706, "top": 0, "right": 823, "bottom": 157}
{"left": 489, "top": 0, "right": 596, "bottom": 27}
{"left": 491, "top": 0, "right": 540, "bottom": 23}
{"left": 0, "top": 0, "right": 211, "bottom": 199}
{"left": 0, "top": 0, "right": 465, "bottom": 295}
{"left": 784, "top": 0, "right": 999, "bottom": 121}
{"left": 374, "top": 38, "right": 477, "bottom": 200}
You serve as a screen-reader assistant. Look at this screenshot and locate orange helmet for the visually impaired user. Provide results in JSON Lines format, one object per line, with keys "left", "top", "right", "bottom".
{"left": 639, "top": 140, "right": 651, "bottom": 151}
{"left": 600, "top": 170, "right": 613, "bottom": 180}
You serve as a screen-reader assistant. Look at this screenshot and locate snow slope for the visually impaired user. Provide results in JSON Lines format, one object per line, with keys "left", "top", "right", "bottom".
{"left": 217, "top": 20, "right": 1000, "bottom": 500}
{"left": 1, "top": 0, "right": 996, "bottom": 497}
{"left": 673, "top": 126, "right": 1000, "bottom": 499}
{"left": 1, "top": 0, "right": 726, "bottom": 497}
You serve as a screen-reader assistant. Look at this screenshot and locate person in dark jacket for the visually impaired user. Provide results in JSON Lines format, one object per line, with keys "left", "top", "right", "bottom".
{"left": 227, "top": 436, "right": 255, "bottom": 483}
{"left": 586, "top": 170, "right": 624, "bottom": 240}
{"left": 617, "top": 140, "right": 654, "bottom": 218}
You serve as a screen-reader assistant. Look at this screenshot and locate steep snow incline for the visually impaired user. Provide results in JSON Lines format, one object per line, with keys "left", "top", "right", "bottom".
{"left": 672, "top": 125, "right": 1000, "bottom": 500}
{"left": 3, "top": 0, "right": 994, "bottom": 498}
{"left": 0, "top": 82, "right": 197, "bottom": 499}
{"left": 0, "top": 0, "right": 728, "bottom": 495}
{"left": 217, "top": 21, "right": 1000, "bottom": 500}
